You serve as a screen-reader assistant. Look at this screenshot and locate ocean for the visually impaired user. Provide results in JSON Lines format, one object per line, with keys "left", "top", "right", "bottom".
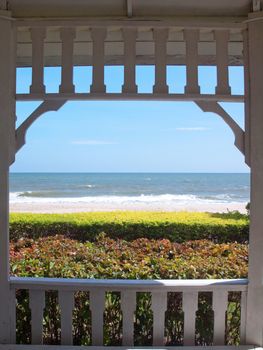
{"left": 9, "top": 173, "right": 250, "bottom": 209}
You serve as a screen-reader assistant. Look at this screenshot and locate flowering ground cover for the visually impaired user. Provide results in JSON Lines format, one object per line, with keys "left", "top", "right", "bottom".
{"left": 11, "top": 234, "right": 248, "bottom": 279}
{"left": 11, "top": 234, "right": 248, "bottom": 346}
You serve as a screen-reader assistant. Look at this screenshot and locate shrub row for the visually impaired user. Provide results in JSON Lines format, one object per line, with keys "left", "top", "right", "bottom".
{"left": 11, "top": 234, "right": 248, "bottom": 279}
{"left": 11, "top": 235, "right": 248, "bottom": 345}
{"left": 10, "top": 211, "right": 249, "bottom": 243}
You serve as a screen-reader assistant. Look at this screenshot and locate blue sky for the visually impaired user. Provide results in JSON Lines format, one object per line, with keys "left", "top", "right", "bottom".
{"left": 11, "top": 66, "right": 249, "bottom": 173}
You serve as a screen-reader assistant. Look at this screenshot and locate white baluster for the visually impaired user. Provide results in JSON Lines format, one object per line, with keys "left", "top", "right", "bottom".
{"left": 58, "top": 291, "right": 74, "bottom": 345}
{"left": 214, "top": 30, "right": 231, "bottom": 95}
{"left": 59, "top": 27, "right": 75, "bottom": 93}
{"left": 122, "top": 28, "right": 137, "bottom": 93}
{"left": 29, "top": 290, "right": 45, "bottom": 345}
{"left": 240, "top": 290, "right": 247, "bottom": 344}
{"left": 184, "top": 29, "right": 200, "bottom": 94}
{"left": 10, "top": 288, "right": 17, "bottom": 344}
{"left": 153, "top": 28, "right": 169, "bottom": 94}
{"left": 30, "top": 27, "right": 46, "bottom": 94}
{"left": 121, "top": 291, "right": 136, "bottom": 345}
{"left": 182, "top": 291, "right": 198, "bottom": 346}
{"left": 90, "top": 28, "right": 106, "bottom": 93}
{"left": 152, "top": 291, "right": 167, "bottom": 346}
{"left": 89, "top": 289, "right": 105, "bottom": 345}
{"left": 213, "top": 290, "right": 228, "bottom": 345}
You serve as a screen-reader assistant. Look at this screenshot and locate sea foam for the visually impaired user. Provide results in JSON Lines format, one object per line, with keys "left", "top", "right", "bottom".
{"left": 9, "top": 192, "right": 245, "bottom": 206}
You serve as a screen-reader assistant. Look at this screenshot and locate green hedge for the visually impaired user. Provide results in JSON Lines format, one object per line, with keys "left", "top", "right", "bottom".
{"left": 10, "top": 211, "right": 249, "bottom": 243}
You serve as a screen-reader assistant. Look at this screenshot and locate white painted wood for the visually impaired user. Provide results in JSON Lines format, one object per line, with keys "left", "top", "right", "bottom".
{"left": 0, "top": 167, "right": 11, "bottom": 343}
{"left": 17, "top": 47, "right": 244, "bottom": 68}
{"left": 253, "top": 0, "right": 261, "bottom": 12}
{"left": 16, "top": 93, "right": 244, "bottom": 103}
{"left": 240, "top": 290, "right": 247, "bottom": 345}
{"left": 242, "top": 28, "right": 250, "bottom": 167}
{"left": 122, "top": 28, "right": 137, "bottom": 93}
{"left": 59, "top": 27, "right": 75, "bottom": 93}
{"left": 0, "top": 16, "right": 16, "bottom": 344}
{"left": 196, "top": 101, "right": 245, "bottom": 156}
{"left": 16, "top": 100, "right": 66, "bottom": 153}
{"left": 182, "top": 291, "right": 198, "bottom": 346}
{"left": 246, "top": 14, "right": 263, "bottom": 347}
{"left": 16, "top": 26, "right": 244, "bottom": 64}
{"left": 151, "top": 291, "right": 167, "bottom": 346}
{"left": 212, "top": 290, "right": 228, "bottom": 345}
{"left": 10, "top": 288, "right": 17, "bottom": 344}
{"left": 58, "top": 291, "right": 74, "bottom": 345}
{"left": 126, "top": 0, "right": 133, "bottom": 18}
{"left": 10, "top": 277, "right": 248, "bottom": 292}
{"left": 14, "top": 16, "right": 247, "bottom": 30}
{"left": 89, "top": 290, "right": 105, "bottom": 346}
{"left": 29, "top": 290, "right": 45, "bottom": 345}
{"left": 121, "top": 290, "right": 136, "bottom": 346}
{"left": 0, "top": 345, "right": 257, "bottom": 350}
{"left": 184, "top": 29, "right": 200, "bottom": 94}
{"left": 214, "top": 30, "right": 231, "bottom": 95}
{"left": 30, "top": 27, "right": 46, "bottom": 94}
{"left": 153, "top": 28, "right": 169, "bottom": 94}
{"left": 0, "top": 1, "right": 7, "bottom": 10}
{"left": 8, "top": 278, "right": 249, "bottom": 348}
{"left": 90, "top": 28, "right": 106, "bottom": 93}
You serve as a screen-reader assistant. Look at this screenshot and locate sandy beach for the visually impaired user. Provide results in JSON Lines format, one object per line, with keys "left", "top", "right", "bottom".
{"left": 9, "top": 201, "right": 247, "bottom": 213}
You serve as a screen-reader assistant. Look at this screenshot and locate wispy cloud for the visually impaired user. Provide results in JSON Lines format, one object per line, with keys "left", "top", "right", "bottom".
{"left": 71, "top": 140, "right": 118, "bottom": 145}
{"left": 175, "top": 127, "right": 210, "bottom": 132}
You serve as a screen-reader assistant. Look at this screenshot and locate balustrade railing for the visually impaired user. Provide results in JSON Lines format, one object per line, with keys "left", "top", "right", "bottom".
{"left": 15, "top": 25, "right": 245, "bottom": 102}
{"left": 10, "top": 277, "right": 248, "bottom": 346}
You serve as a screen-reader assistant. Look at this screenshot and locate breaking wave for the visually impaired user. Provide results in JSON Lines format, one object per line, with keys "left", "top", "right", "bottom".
{"left": 9, "top": 192, "right": 245, "bottom": 205}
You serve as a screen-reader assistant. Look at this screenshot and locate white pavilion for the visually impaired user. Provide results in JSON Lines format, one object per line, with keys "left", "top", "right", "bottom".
{"left": 0, "top": 0, "right": 263, "bottom": 348}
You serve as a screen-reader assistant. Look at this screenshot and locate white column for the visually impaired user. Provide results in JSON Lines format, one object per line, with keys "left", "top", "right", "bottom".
{"left": 0, "top": 16, "right": 16, "bottom": 343}
{"left": 246, "top": 15, "right": 263, "bottom": 346}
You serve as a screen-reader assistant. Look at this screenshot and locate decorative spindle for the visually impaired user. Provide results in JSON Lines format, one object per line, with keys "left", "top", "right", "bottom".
{"left": 122, "top": 28, "right": 137, "bottom": 93}
{"left": 59, "top": 27, "right": 76, "bottom": 93}
{"left": 121, "top": 291, "right": 136, "bottom": 345}
{"left": 183, "top": 291, "right": 198, "bottom": 346}
{"left": 184, "top": 29, "right": 200, "bottom": 94}
{"left": 10, "top": 288, "right": 17, "bottom": 344}
{"left": 153, "top": 28, "right": 169, "bottom": 94}
{"left": 59, "top": 291, "right": 74, "bottom": 345}
{"left": 90, "top": 28, "right": 107, "bottom": 93}
{"left": 240, "top": 290, "right": 247, "bottom": 344}
{"left": 214, "top": 30, "right": 231, "bottom": 95}
{"left": 29, "top": 290, "right": 45, "bottom": 345}
{"left": 212, "top": 290, "right": 228, "bottom": 345}
{"left": 152, "top": 291, "right": 167, "bottom": 345}
{"left": 89, "top": 289, "right": 105, "bottom": 345}
{"left": 30, "top": 27, "right": 46, "bottom": 94}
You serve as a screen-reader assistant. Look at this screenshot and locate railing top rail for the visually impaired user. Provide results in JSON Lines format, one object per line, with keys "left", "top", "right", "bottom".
{"left": 16, "top": 93, "right": 245, "bottom": 103}
{"left": 10, "top": 277, "right": 248, "bottom": 291}
{"left": 14, "top": 18, "right": 247, "bottom": 29}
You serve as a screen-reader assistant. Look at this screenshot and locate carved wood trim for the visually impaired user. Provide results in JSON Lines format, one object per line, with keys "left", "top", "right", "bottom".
{"left": 195, "top": 100, "right": 246, "bottom": 159}
{"left": 15, "top": 100, "right": 66, "bottom": 157}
